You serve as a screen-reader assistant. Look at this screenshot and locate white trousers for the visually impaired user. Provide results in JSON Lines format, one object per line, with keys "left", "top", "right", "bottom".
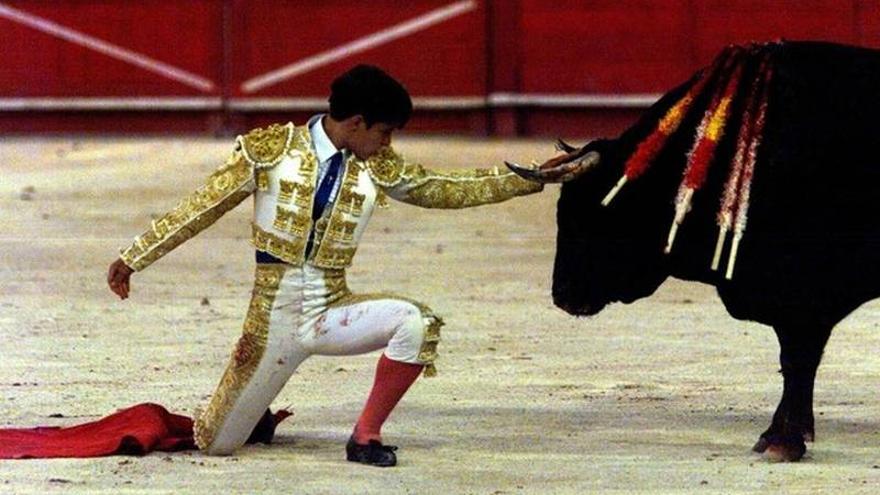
{"left": 194, "top": 263, "right": 442, "bottom": 455}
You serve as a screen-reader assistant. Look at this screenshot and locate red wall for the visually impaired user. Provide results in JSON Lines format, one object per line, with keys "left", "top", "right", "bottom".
{"left": 225, "top": 0, "right": 489, "bottom": 133}
{"left": 0, "top": 1, "right": 222, "bottom": 97}
{"left": 1, "top": 0, "right": 878, "bottom": 136}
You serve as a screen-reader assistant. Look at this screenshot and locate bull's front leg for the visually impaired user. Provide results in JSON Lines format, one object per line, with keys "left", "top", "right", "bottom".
{"left": 753, "top": 323, "right": 832, "bottom": 461}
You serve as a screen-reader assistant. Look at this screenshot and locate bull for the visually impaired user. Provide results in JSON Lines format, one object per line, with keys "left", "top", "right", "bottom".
{"left": 507, "top": 41, "right": 880, "bottom": 462}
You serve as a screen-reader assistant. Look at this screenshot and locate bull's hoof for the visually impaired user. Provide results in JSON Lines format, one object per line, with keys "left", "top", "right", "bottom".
{"left": 762, "top": 439, "right": 806, "bottom": 462}
{"left": 752, "top": 434, "right": 807, "bottom": 461}
{"left": 764, "top": 443, "right": 806, "bottom": 462}
{"left": 753, "top": 430, "right": 814, "bottom": 455}
{"left": 751, "top": 437, "right": 770, "bottom": 453}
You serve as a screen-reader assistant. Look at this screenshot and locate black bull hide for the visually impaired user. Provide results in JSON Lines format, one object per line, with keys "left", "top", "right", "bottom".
{"left": 551, "top": 41, "right": 880, "bottom": 461}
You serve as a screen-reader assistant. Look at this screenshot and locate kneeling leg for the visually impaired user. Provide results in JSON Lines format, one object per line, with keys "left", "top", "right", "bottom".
{"left": 195, "top": 265, "right": 307, "bottom": 455}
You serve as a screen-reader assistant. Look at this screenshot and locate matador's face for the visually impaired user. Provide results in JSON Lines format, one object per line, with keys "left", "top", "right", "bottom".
{"left": 348, "top": 120, "right": 396, "bottom": 160}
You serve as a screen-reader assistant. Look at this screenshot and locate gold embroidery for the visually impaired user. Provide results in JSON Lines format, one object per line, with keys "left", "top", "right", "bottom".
{"left": 326, "top": 220, "right": 358, "bottom": 243}
{"left": 407, "top": 299, "right": 443, "bottom": 377}
{"left": 375, "top": 189, "right": 390, "bottom": 209}
{"left": 343, "top": 165, "right": 360, "bottom": 187}
{"left": 289, "top": 214, "right": 311, "bottom": 237}
{"left": 256, "top": 170, "right": 269, "bottom": 191}
{"left": 289, "top": 125, "right": 313, "bottom": 155}
{"left": 360, "top": 146, "right": 542, "bottom": 210}
{"left": 313, "top": 246, "right": 357, "bottom": 269}
{"left": 299, "top": 152, "right": 318, "bottom": 175}
{"left": 279, "top": 178, "right": 315, "bottom": 209}
{"left": 273, "top": 206, "right": 296, "bottom": 231}
{"left": 291, "top": 153, "right": 319, "bottom": 219}
{"left": 251, "top": 223, "right": 306, "bottom": 265}
{"left": 397, "top": 163, "right": 543, "bottom": 209}
{"left": 363, "top": 146, "right": 404, "bottom": 187}
{"left": 120, "top": 153, "right": 254, "bottom": 272}
{"left": 314, "top": 216, "right": 330, "bottom": 236}
{"left": 337, "top": 188, "right": 366, "bottom": 215}
{"left": 293, "top": 183, "right": 315, "bottom": 209}
{"left": 194, "top": 264, "right": 286, "bottom": 450}
{"left": 278, "top": 180, "right": 296, "bottom": 203}
{"left": 239, "top": 123, "right": 294, "bottom": 168}
{"left": 321, "top": 270, "right": 351, "bottom": 306}
{"left": 323, "top": 270, "right": 349, "bottom": 295}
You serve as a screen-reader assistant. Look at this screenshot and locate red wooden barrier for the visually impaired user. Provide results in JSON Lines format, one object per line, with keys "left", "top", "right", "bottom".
{"left": 0, "top": 0, "right": 224, "bottom": 132}
{"left": 0, "top": 0, "right": 878, "bottom": 136}
{"left": 0, "top": 0, "right": 222, "bottom": 97}
{"left": 226, "top": 0, "right": 487, "bottom": 133}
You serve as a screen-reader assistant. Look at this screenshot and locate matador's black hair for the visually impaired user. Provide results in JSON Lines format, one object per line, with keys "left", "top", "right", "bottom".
{"left": 329, "top": 64, "right": 413, "bottom": 129}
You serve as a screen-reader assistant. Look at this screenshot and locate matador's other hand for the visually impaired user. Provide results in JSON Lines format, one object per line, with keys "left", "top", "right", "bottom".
{"left": 107, "top": 258, "right": 134, "bottom": 300}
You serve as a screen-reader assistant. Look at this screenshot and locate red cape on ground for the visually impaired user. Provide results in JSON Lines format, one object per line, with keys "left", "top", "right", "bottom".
{"left": 0, "top": 403, "right": 291, "bottom": 459}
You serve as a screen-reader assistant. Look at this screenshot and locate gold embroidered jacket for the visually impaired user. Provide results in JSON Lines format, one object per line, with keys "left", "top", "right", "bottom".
{"left": 119, "top": 122, "right": 543, "bottom": 272}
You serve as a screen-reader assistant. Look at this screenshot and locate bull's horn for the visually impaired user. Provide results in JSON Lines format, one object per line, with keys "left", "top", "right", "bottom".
{"left": 504, "top": 161, "right": 545, "bottom": 182}
{"left": 505, "top": 150, "right": 601, "bottom": 183}
{"left": 555, "top": 138, "right": 578, "bottom": 153}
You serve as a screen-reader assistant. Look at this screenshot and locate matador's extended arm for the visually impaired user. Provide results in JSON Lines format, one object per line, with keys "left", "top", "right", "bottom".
{"left": 119, "top": 148, "right": 256, "bottom": 272}
{"left": 364, "top": 147, "right": 544, "bottom": 209}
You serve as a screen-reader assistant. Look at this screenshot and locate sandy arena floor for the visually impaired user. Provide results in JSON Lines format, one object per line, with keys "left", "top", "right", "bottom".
{"left": 1, "top": 135, "right": 879, "bottom": 494}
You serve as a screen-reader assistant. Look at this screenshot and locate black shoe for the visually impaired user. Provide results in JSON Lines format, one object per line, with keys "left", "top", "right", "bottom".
{"left": 345, "top": 436, "right": 398, "bottom": 467}
{"left": 245, "top": 409, "right": 277, "bottom": 445}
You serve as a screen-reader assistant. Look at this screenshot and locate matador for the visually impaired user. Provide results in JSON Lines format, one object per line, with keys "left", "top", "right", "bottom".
{"left": 107, "top": 65, "right": 543, "bottom": 466}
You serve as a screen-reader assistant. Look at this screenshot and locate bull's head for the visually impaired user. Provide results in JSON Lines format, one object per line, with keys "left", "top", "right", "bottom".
{"left": 507, "top": 139, "right": 671, "bottom": 317}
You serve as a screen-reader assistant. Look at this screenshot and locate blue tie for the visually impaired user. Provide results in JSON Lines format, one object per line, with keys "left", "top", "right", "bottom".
{"left": 313, "top": 151, "right": 343, "bottom": 221}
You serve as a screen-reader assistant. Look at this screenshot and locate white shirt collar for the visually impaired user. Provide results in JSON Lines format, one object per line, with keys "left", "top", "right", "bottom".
{"left": 308, "top": 114, "right": 342, "bottom": 163}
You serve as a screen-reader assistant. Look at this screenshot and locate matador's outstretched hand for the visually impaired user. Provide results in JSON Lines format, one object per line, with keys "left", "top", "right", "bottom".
{"left": 107, "top": 258, "right": 133, "bottom": 300}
